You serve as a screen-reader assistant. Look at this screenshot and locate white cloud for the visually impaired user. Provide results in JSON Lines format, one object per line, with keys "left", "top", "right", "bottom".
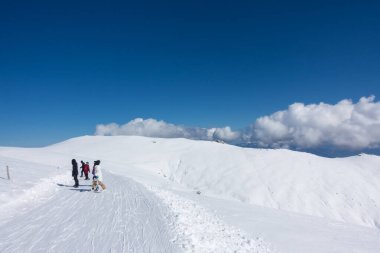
{"left": 211, "top": 126, "right": 241, "bottom": 142}
{"left": 96, "top": 118, "right": 187, "bottom": 138}
{"left": 95, "top": 96, "right": 380, "bottom": 150}
{"left": 95, "top": 118, "right": 241, "bottom": 142}
{"left": 252, "top": 96, "right": 380, "bottom": 149}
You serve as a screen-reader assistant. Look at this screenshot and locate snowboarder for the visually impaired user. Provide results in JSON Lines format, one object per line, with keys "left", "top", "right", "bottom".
{"left": 83, "top": 162, "right": 90, "bottom": 180}
{"left": 80, "top": 160, "right": 85, "bottom": 177}
{"left": 72, "top": 159, "right": 79, "bottom": 188}
{"left": 92, "top": 160, "right": 106, "bottom": 191}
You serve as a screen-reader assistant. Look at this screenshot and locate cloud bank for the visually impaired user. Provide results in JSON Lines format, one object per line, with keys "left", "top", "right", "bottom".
{"left": 252, "top": 96, "right": 380, "bottom": 149}
{"left": 95, "top": 96, "right": 380, "bottom": 150}
{"left": 95, "top": 118, "right": 241, "bottom": 142}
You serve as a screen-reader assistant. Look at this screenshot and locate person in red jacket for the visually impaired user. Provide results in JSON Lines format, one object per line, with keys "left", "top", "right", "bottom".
{"left": 83, "top": 162, "right": 90, "bottom": 180}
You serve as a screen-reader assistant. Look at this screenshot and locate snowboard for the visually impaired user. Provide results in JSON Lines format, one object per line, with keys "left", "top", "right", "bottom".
{"left": 92, "top": 179, "right": 102, "bottom": 193}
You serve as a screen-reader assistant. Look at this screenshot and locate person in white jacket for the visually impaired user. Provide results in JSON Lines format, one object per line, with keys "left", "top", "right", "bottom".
{"left": 92, "top": 160, "right": 106, "bottom": 191}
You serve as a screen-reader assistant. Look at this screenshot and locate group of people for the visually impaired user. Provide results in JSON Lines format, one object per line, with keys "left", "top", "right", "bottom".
{"left": 71, "top": 159, "right": 107, "bottom": 191}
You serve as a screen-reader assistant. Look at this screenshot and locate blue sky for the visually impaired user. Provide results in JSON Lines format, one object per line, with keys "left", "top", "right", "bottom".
{"left": 1, "top": 0, "right": 379, "bottom": 147}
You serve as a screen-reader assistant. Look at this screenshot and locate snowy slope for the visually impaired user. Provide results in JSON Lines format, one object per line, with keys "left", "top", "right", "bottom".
{"left": 0, "top": 135, "right": 380, "bottom": 253}
{"left": 0, "top": 146, "right": 274, "bottom": 253}
{"left": 34, "top": 135, "right": 380, "bottom": 229}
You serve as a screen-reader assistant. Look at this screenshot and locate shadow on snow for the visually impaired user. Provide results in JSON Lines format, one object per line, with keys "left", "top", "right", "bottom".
{"left": 69, "top": 189, "right": 92, "bottom": 192}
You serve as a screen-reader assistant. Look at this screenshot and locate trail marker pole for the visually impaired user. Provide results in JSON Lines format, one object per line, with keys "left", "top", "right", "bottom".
{"left": 6, "top": 165, "right": 10, "bottom": 180}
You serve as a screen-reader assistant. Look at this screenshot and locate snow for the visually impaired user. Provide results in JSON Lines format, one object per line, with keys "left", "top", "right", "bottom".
{"left": 0, "top": 135, "right": 380, "bottom": 253}
{"left": 0, "top": 171, "right": 179, "bottom": 253}
{"left": 150, "top": 187, "right": 275, "bottom": 253}
{"left": 42, "top": 136, "right": 380, "bottom": 228}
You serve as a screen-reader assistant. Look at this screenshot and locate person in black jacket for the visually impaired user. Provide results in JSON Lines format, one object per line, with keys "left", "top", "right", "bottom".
{"left": 72, "top": 159, "right": 79, "bottom": 188}
{"left": 80, "top": 160, "right": 85, "bottom": 177}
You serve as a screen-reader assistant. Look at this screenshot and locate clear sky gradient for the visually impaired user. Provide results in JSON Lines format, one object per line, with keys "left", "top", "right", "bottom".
{"left": 1, "top": 0, "right": 379, "bottom": 147}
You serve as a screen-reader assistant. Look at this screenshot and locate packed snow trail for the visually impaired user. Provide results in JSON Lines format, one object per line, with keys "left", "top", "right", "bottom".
{"left": 0, "top": 172, "right": 179, "bottom": 253}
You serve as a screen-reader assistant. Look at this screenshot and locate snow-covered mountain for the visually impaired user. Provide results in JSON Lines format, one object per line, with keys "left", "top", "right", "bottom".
{"left": 43, "top": 136, "right": 380, "bottom": 228}
{"left": 0, "top": 136, "right": 379, "bottom": 253}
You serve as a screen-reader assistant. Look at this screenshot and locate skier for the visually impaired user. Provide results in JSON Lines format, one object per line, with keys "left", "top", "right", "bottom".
{"left": 83, "top": 162, "right": 90, "bottom": 180}
{"left": 72, "top": 159, "right": 79, "bottom": 188}
{"left": 92, "top": 160, "right": 106, "bottom": 191}
{"left": 80, "top": 160, "right": 85, "bottom": 177}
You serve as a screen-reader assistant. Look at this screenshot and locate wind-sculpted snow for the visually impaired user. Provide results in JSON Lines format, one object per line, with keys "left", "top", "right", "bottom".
{"left": 149, "top": 187, "right": 276, "bottom": 253}
{"left": 0, "top": 155, "right": 69, "bottom": 224}
{"left": 0, "top": 173, "right": 70, "bottom": 225}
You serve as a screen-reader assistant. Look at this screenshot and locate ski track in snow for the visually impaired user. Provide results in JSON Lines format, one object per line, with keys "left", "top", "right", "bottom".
{"left": 0, "top": 168, "right": 277, "bottom": 253}
{"left": 0, "top": 172, "right": 179, "bottom": 253}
